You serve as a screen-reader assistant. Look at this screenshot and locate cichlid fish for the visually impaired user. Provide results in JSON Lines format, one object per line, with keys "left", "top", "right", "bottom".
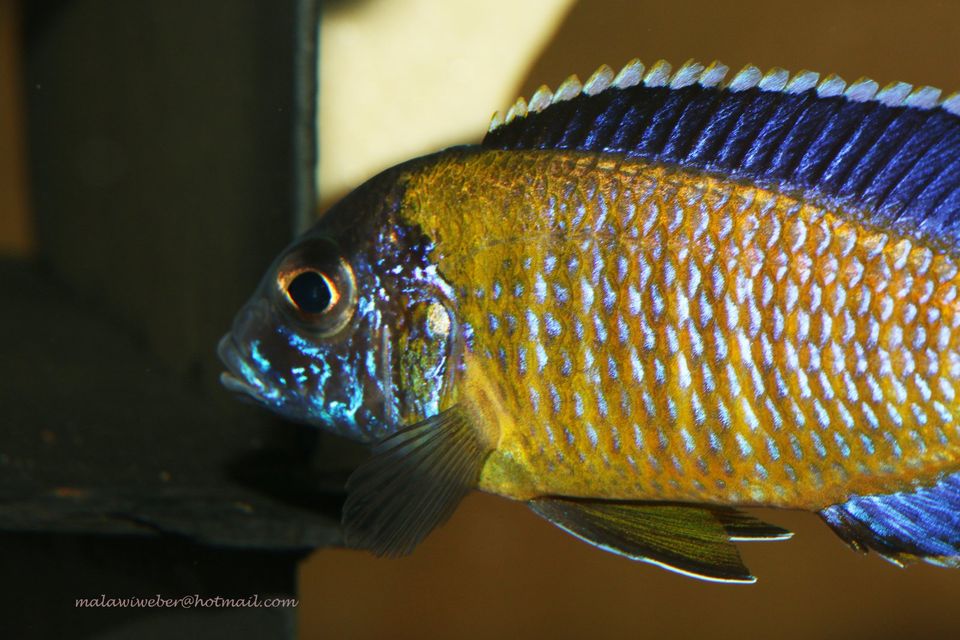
{"left": 219, "top": 58, "right": 960, "bottom": 582}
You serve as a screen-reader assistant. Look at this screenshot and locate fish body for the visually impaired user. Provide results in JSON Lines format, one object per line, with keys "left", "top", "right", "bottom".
{"left": 405, "top": 148, "right": 960, "bottom": 509}
{"left": 220, "top": 59, "right": 960, "bottom": 581}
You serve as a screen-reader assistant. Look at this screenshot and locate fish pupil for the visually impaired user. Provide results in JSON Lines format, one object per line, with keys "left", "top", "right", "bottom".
{"left": 287, "top": 270, "right": 332, "bottom": 313}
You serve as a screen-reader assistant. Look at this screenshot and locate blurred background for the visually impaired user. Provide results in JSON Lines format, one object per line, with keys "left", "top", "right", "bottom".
{"left": 2, "top": 0, "right": 960, "bottom": 638}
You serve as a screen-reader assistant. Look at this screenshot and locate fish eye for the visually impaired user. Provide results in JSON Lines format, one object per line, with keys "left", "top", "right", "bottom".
{"left": 285, "top": 269, "right": 339, "bottom": 314}
{"left": 275, "top": 239, "right": 356, "bottom": 335}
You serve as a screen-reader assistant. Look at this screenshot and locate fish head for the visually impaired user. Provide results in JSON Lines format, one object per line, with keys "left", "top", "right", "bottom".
{"left": 218, "top": 166, "right": 459, "bottom": 442}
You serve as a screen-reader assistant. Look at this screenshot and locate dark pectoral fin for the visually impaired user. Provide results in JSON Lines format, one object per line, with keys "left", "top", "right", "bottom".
{"left": 342, "top": 405, "right": 489, "bottom": 557}
{"left": 530, "top": 499, "right": 790, "bottom": 583}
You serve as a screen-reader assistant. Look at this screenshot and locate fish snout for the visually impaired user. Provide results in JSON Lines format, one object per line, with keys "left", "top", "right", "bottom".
{"left": 216, "top": 333, "right": 263, "bottom": 399}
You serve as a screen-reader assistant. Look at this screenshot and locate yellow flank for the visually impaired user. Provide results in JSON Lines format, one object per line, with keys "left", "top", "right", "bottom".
{"left": 399, "top": 148, "right": 960, "bottom": 510}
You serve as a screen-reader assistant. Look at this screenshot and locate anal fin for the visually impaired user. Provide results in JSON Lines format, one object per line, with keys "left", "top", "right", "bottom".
{"left": 820, "top": 472, "right": 960, "bottom": 568}
{"left": 342, "top": 405, "right": 489, "bottom": 557}
{"left": 530, "top": 498, "right": 790, "bottom": 583}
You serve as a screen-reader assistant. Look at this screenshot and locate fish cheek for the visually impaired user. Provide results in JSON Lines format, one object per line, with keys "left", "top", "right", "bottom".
{"left": 394, "top": 301, "right": 455, "bottom": 424}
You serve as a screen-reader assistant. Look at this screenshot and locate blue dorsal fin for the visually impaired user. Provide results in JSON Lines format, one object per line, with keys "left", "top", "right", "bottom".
{"left": 820, "top": 472, "right": 960, "bottom": 568}
{"left": 484, "top": 59, "right": 960, "bottom": 245}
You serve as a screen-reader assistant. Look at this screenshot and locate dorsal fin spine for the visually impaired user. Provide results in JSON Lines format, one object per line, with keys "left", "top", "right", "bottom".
{"left": 944, "top": 92, "right": 960, "bottom": 116}
{"left": 818, "top": 102, "right": 898, "bottom": 198}
{"left": 583, "top": 64, "right": 615, "bottom": 96}
{"left": 889, "top": 123, "right": 960, "bottom": 208}
{"left": 698, "top": 61, "right": 729, "bottom": 88}
{"left": 643, "top": 60, "right": 673, "bottom": 87}
{"left": 786, "top": 70, "right": 819, "bottom": 94}
{"left": 860, "top": 110, "right": 936, "bottom": 211}
{"left": 845, "top": 78, "right": 880, "bottom": 103}
{"left": 613, "top": 58, "right": 644, "bottom": 88}
{"left": 758, "top": 67, "right": 789, "bottom": 92}
{"left": 553, "top": 74, "right": 582, "bottom": 103}
{"left": 743, "top": 88, "right": 819, "bottom": 174}
{"left": 504, "top": 96, "right": 527, "bottom": 124}
{"left": 795, "top": 92, "right": 873, "bottom": 187}
{"left": 487, "top": 111, "right": 503, "bottom": 133}
{"left": 910, "top": 153, "right": 960, "bottom": 221}
{"left": 726, "top": 65, "right": 762, "bottom": 92}
{"left": 528, "top": 84, "right": 553, "bottom": 113}
{"left": 817, "top": 74, "right": 847, "bottom": 97}
{"left": 662, "top": 88, "right": 727, "bottom": 162}
{"left": 491, "top": 59, "right": 960, "bottom": 135}
{"left": 877, "top": 81, "right": 913, "bottom": 107}
{"left": 670, "top": 60, "right": 704, "bottom": 89}
{"left": 906, "top": 86, "right": 942, "bottom": 110}
{"left": 764, "top": 93, "right": 825, "bottom": 181}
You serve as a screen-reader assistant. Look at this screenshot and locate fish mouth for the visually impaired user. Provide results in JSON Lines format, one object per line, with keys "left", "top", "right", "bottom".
{"left": 219, "top": 370, "right": 260, "bottom": 397}
{"left": 217, "top": 333, "right": 266, "bottom": 401}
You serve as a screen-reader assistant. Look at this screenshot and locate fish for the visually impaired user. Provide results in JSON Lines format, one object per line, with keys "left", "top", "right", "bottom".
{"left": 218, "top": 58, "right": 960, "bottom": 583}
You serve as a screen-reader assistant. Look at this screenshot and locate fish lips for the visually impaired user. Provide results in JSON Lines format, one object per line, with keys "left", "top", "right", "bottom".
{"left": 217, "top": 333, "right": 268, "bottom": 404}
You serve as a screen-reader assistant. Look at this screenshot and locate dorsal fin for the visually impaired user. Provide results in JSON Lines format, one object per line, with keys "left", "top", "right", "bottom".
{"left": 484, "top": 58, "right": 960, "bottom": 244}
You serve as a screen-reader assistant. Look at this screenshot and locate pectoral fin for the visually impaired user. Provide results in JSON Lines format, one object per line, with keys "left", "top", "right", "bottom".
{"left": 342, "top": 405, "right": 489, "bottom": 557}
{"left": 529, "top": 498, "right": 790, "bottom": 583}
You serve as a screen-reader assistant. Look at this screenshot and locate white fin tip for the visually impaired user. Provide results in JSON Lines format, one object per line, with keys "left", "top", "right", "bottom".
{"left": 504, "top": 96, "right": 527, "bottom": 124}
{"left": 785, "top": 70, "right": 819, "bottom": 94}
{"left": 817, "top": 74, "right": 847, "bottom": 98}
{"left": 670, "top": 60, "right": 705, "bottom": 89}
{"left": 876, "top": 81, "right": 913, "bottom": 107}
{"left": 488, "top": 111, "right": 503, "bottom": 132}
{"left": 758, "top": 67, "right": 789, "bottom": 92}
{"left": 528, "top": 84, "right": 553, "bottom": 113}
{"left": 727, "top": 65, "right": 762, "bottom": 92}
{"left": 553, "top": 74, "right": 582, "bottom": 103}
{"left": 845, "top": 78, "right": 879, "bottom": 103}
{"left": 905, "top": 86, "right": 941, "bottom": 110}
{"left": 942, "top": 92, "right": 960, "bottom": 116}
{"left": 698, "top": 61, "right": 729, "bottom": 88}
{"left": 584, "top": 64, "right": 615, "bottom": 96}
{"left": 643, "top": 60, "right": 672, "bottom": 87}
{"left": 489, "top": 59, "right": 960, "bottom": 136}
{"left": 613, "top": 58, "right": 644, "bottom": 89}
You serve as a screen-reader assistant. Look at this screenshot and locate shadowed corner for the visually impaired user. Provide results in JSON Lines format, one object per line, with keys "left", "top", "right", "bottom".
{"left": 0, "top": 0, "right": 360, "bottom": 636}
{"left": 320, "top": 0, "right": 377, "bottom": 11}
{"left": 224, "top": 417, "right": 368, "bottom": 523}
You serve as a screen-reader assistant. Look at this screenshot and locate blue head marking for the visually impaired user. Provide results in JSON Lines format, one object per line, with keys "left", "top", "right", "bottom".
{"left": 219, "top": 164, "right": 462, "bottom": 443}
{"left": 217, "top": 229, "right": 394, "bottom": 442}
